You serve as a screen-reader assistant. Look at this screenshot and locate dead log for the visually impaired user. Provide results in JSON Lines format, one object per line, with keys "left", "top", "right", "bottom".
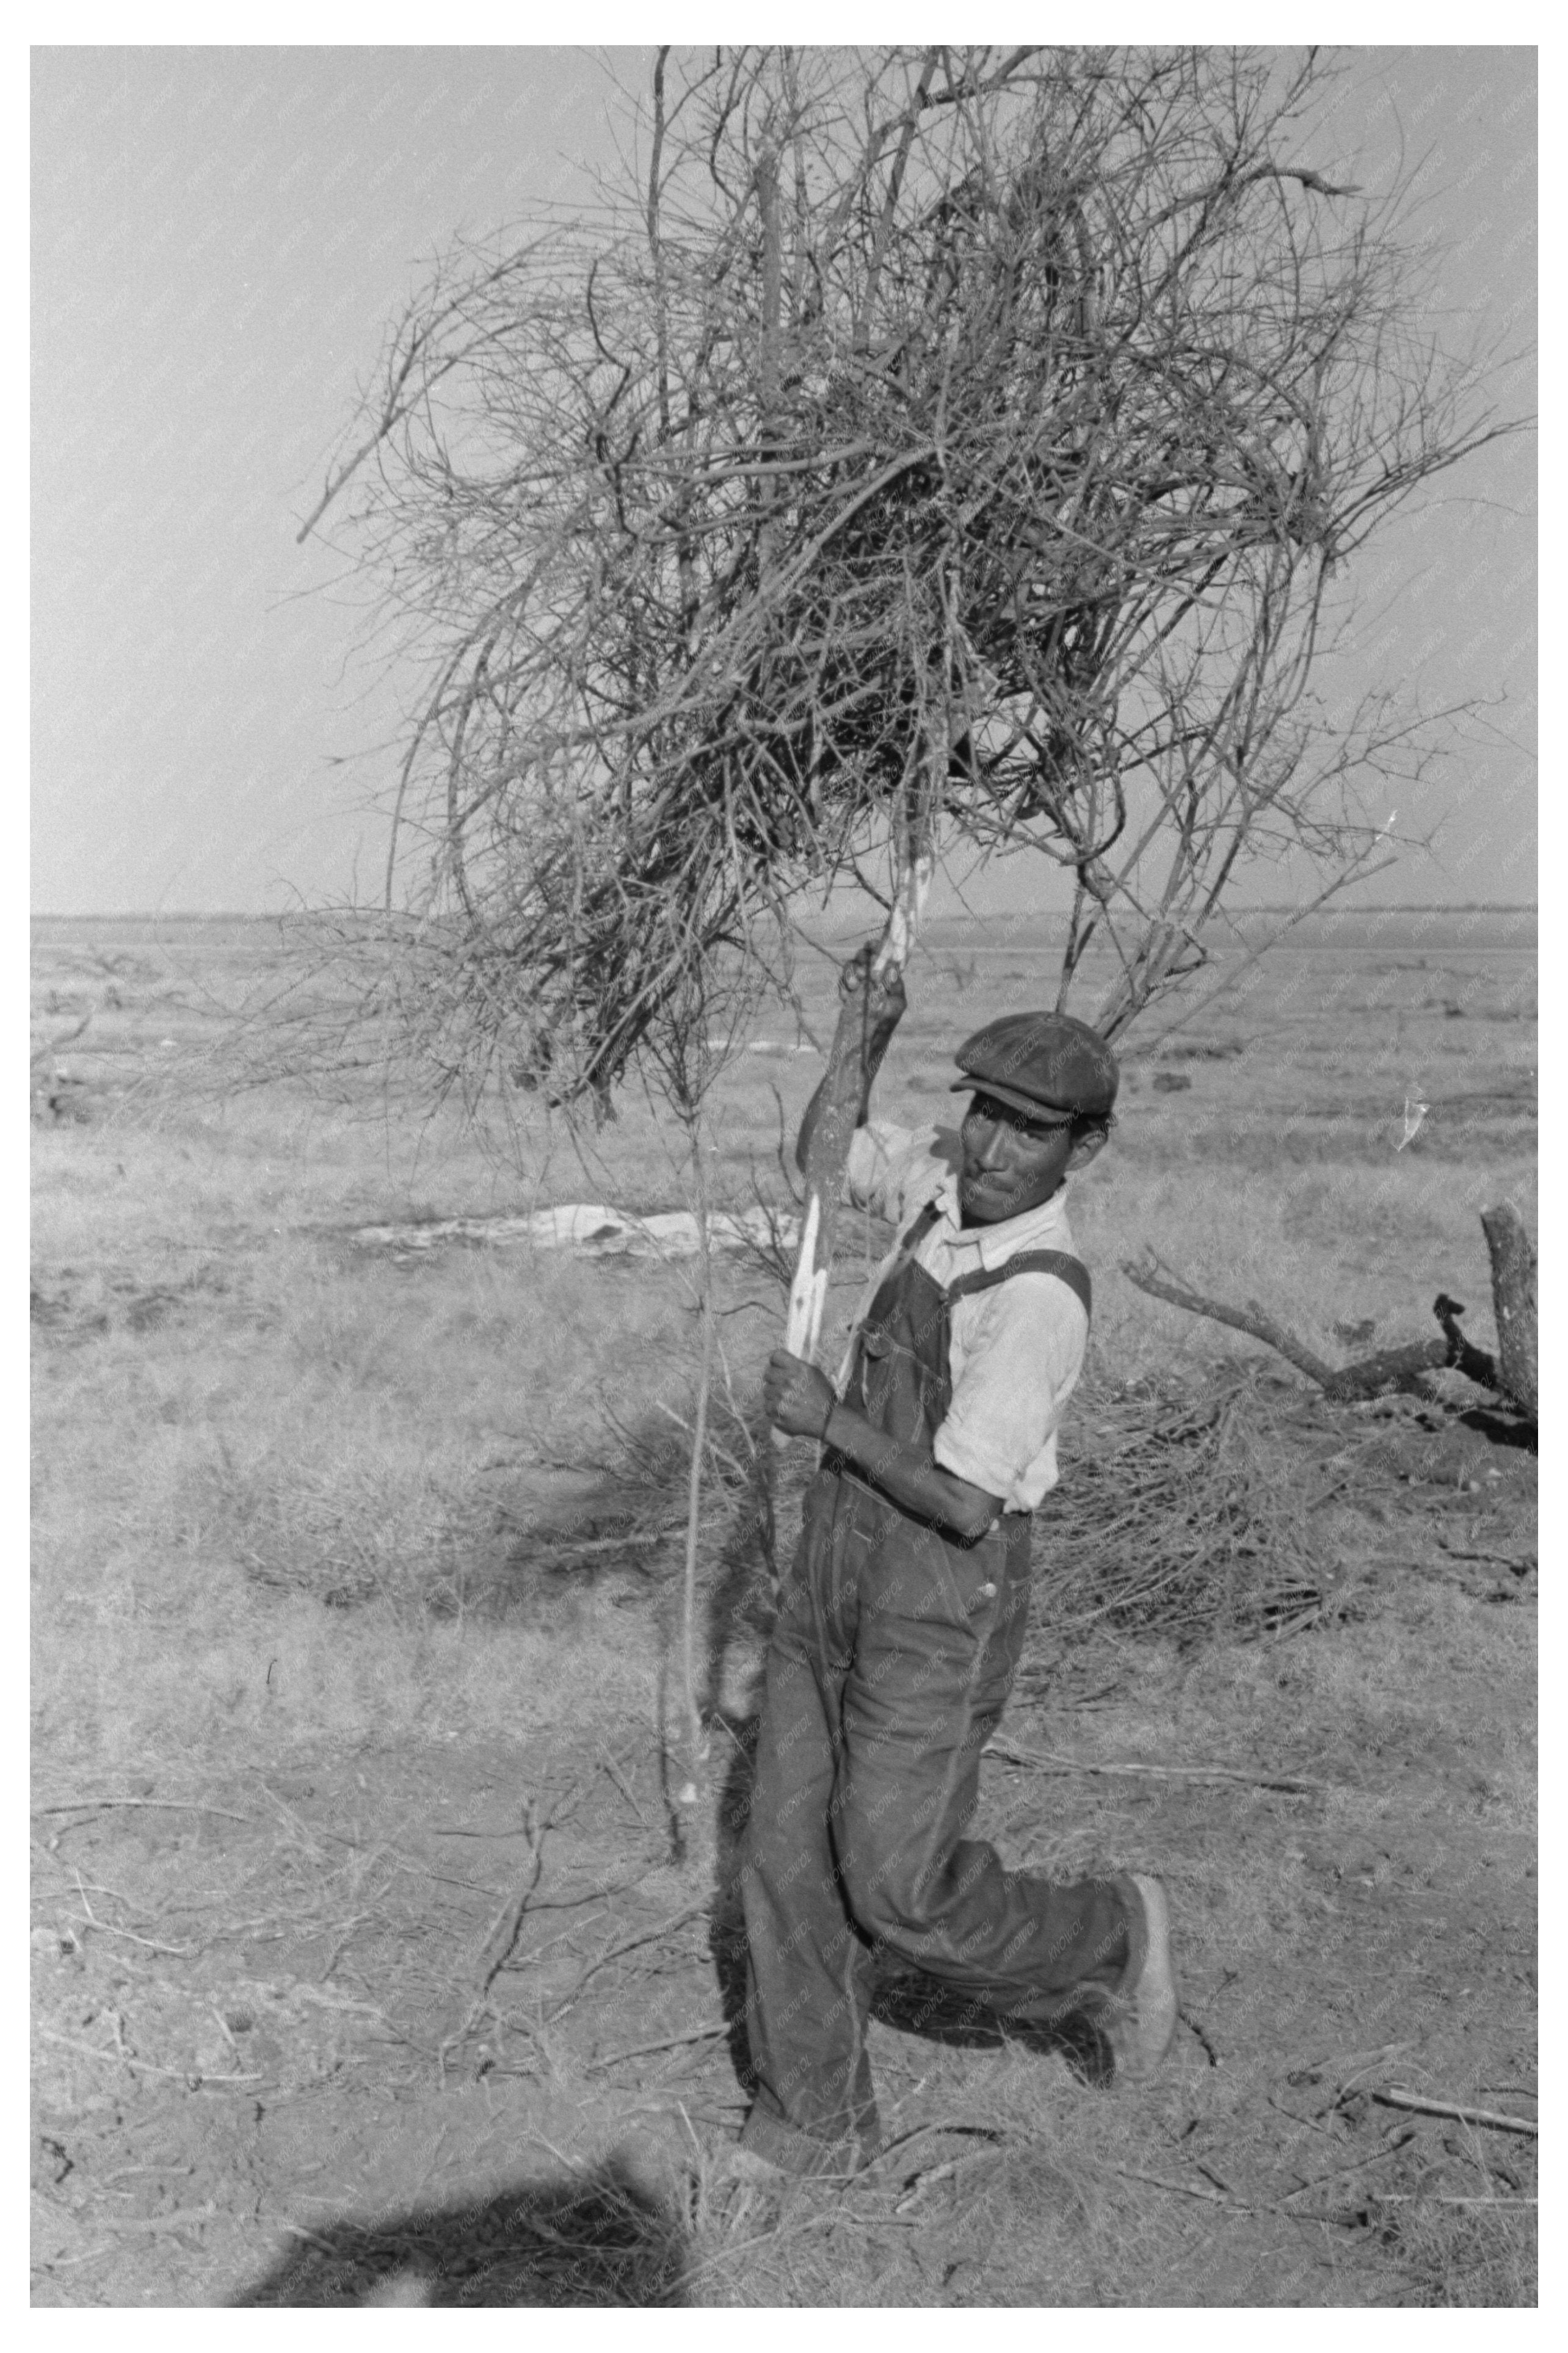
{"left": 1481, "top": 1201, "right": 1537, "bottom": 1419}
{"left": 1432, "top": 1294, "right": 1501, "bottom": 1395}
{"left": 1318, "top": 1336, "right": 1450, "bottom": 1404}
{"left": 1122, "top": 1231, "right": 1531, "bottom": 1412}
{"left": 1122, "top": 1253, "right": 1438, "bottom": 1401}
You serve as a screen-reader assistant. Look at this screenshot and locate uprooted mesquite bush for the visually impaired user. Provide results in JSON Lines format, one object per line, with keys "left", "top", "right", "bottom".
{"left": 300, "top": 45, "right": 1515, "bottom": 1116}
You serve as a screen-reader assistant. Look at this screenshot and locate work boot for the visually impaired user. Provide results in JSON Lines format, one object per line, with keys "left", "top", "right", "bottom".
{"left": 1097, "top": 1873, "right": 1178, "bottom": 2085}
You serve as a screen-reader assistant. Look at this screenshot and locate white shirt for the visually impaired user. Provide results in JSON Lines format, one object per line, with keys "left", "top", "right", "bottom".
{"left": 838, "top": 1118, "right": 1089, "bottom": 1513}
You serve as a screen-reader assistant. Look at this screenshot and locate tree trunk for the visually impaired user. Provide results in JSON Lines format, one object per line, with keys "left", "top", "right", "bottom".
{"left": 1481, "top": 1201, "right": 1537, "bottom": 1419}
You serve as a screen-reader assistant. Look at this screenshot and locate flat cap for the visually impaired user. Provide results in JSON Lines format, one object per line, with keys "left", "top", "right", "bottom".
{"left": 950, "top": 1010, "right": 1119, "bottom": 1121}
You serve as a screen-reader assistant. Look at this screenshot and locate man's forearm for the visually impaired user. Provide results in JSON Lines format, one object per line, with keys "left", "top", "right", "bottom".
{"left": 796, "top": 1068, "right": 876, "bottom": 1173}
{"left": 794, "top": 958, "right": 906, "bottom": 1174}
{"left": 821, "top": 1399, "right": 1001, "bottom": 1543}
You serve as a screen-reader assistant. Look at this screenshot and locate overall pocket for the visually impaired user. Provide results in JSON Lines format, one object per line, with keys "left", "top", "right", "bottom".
{"left": 869, "top": 1517, "right": 1006, "bottom": 1636}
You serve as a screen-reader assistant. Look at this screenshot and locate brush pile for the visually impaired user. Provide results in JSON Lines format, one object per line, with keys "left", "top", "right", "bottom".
{"left": 584, "top": 1363, "right": 1359, "bottom": 1660}
{"left": 214, "top": 1358, "right": 1403, "bottom": 1645}
{"left": 1028, "top": 1370, "right": 1346, "bottom": 1644}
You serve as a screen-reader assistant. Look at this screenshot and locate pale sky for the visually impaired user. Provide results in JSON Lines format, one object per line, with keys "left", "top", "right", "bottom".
{"left": 31, "top": 45, "right": 1536, "bottom": 915}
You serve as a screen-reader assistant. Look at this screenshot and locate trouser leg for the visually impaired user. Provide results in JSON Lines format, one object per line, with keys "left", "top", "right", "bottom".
{"left": 738, "top": 1477, "right": 882, "bottom": 2174}
{"left": 835, "top": 1511, "right": 1130, "bottom": 2020}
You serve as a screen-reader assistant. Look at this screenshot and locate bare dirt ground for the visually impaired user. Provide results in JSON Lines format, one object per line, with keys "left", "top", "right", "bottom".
{"left": 31, "top": 908, "right": 1536, "bottom": 2305}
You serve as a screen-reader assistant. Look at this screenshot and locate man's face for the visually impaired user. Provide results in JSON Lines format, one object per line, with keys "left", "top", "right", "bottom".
{"left": 957, "top": 1090, "right": 1103, "bottom": 1225}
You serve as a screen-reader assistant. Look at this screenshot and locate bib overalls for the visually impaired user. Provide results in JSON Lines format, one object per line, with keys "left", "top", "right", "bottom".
{"left": 738, "top": 1202, "right": 1134, "bottom": 2175}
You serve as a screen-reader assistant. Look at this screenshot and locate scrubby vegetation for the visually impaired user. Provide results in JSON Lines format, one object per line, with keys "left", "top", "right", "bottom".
{"left": 32, "top": 911, "right": 1536, "bottom": 2305}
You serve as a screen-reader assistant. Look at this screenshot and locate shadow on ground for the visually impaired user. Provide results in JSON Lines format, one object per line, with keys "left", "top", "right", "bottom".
{"left": 234, "top": 2161, "right": 687, "bottom": 2307}
{"left": 1454, "top": 1405, "right": 1536, "bottom": 1452}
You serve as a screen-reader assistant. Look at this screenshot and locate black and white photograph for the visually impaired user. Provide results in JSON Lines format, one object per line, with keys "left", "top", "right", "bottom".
{"left": 31, "top": 33, "right": 1537, "bottom": 2310}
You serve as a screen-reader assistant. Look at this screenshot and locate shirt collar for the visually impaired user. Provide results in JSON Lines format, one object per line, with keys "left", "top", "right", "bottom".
{"left": 931, "top": 1174, "right": 1072, "bottom": 1267}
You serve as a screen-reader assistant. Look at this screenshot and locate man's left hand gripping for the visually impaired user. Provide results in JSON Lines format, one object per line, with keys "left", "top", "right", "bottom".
{"left": 764, "top": 1349, "right": 838, "bottom": 1441}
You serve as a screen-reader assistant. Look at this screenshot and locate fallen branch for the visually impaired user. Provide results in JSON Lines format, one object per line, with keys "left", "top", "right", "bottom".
{"left": 1431, "top": 1294, "right": 1501, "bottom": 1393}
{"left": 984, "top": 1735, "right": 1326, "bottom": 1794}
{"left": 1120, "top": 1248, "right": 1521, "bottom": 1407}
{"left": 1110, "top": 2164, "right": 1536, "bottom": 2223}
{"left": 96, "top": 2204, "right": 222, "bottom": 2235}
{"left": 31, "top": 1011, "right": 92, "bottom": 1068}
{"left": 599, "top": 1749, "right": 650, "bottom": 1829}
{"left": 1433, "top": 1536, "right": 1536, "bottom": 1575}
{"left": 437, "top": 1801, "right": 553, "bottom": 2079}
{"left": 1373, "top": 2087, "right": 1539, "bottom": 2137}
{"left": 1277, "top": 2144, "right": 1408, "bottom": 2202}
{"left": 1342, "top": 2194, "right": 1537, "bottom": 2208}
{"left": 1109, "top": 2164, "right": 1254, "bottom": 2211}
{"left": 1321, "top": 2039, "right": 1417, "bottom": 2092}
{"left": 584, "top": 2022, "right": 728, "bottom": 2072}
{"left": 34, "top": 1798, "right": 254, "bottom": 1825}
{"left": 38, "top": 2029, "right": 262, "bottom": 2086}
{"left": 890, "top": 2133, "right": 1008, "bottom": 2214}
{"left": 870, "top": 2120, "right": 1007, "bottom": 2167}
{"left": 278, "top": 2221, "right": 340, "bottom": 2257}
{"left": 70, "top": 1882, "right": 194, "bottom": 1958}
{"left": 543, "top": 1902, "right": 708, "bottom": 2023}
{"left": 521, "top": 1525, "right": 682, "bottom": 1561}
{"left": 476, "top": 1805, "right": 548, "bottom": 1996}
{"left": 515, "top": 1876, "right": 653, "bottom": 1912}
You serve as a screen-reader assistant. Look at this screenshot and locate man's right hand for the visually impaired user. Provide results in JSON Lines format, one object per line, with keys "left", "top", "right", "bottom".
{"left": 840, "top": 941, "right": 907, "bottom": 1037}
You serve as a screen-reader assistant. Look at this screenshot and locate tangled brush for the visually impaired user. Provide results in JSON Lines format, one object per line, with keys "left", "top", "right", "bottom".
{"left": 1027, "top": 1369, "right": 1348, "bottom": 1643}
{"left": 562, "top": 1363, "right": 1353, "bottom": 1662}
{"left": 303, "top": 47, "right": 1499, "bottom": 1111}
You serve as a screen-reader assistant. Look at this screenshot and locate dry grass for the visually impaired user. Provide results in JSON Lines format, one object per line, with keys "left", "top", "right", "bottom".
{"left": 31, "top": 912, "right": 1535, "bottom": 2307}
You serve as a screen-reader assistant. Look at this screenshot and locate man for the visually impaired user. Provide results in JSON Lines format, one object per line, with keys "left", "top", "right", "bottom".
{"left": 736, "top": 949, "right": 1176, "bottom": 2178}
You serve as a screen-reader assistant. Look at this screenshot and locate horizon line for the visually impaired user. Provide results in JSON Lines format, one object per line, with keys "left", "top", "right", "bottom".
{"left": 30, "top": 900, "right": 1541, "bottom": 924}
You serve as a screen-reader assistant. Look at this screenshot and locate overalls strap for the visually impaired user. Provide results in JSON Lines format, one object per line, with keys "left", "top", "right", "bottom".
{"left": 897, "top": 1197, "right": 943, "bottom": 1256}
{"left": 946, "top": 1249, "right": 1092, "bottom": 1325}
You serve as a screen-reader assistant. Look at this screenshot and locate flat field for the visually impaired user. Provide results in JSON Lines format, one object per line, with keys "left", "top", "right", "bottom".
{"left": 31, "top": 907, "right": 1536, "bottom": 2307}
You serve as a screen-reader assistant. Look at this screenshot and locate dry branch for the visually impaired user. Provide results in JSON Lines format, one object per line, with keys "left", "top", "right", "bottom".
{"left": 1121, "top": 1238, "right": 1531, "bottom": 1410}
{"left": 1335, "top": 2195, "right": 1537, "bottom": 2208}
{"left": 297, "top": 46, "right": 1521, "bottom": 1113}
{"left": 1372, "top": 2087, "right": 1539, "bottom": 2137}
{"left": 38, "top": 2030, "right": 262, "bottom": 2086}
{"left": 543, "top": 1902, "right": 708, "bottom": 2024}
{"left": 475, "top": 1805, "right": 547, "bottom": 1995}
{"left": 1110, "top": 2163, "right": 1537, "bottom": 2223}
{"left": 1431, "top": 1294, "right": 1501, "bottom": 1394}
{"left": 984, "top": 1733, "right": 1326, "bottom": 1794}
{"left": 1120, "top": 1253, "right": 1344, "bottom": 1385}
{"left": 1109, "top": 2164, "right": 1257, "bottom": 2211}
{"left": 584, "top": 2021, "right": 728, "bottom": 2072}
{"left": 95, "top": 2205, "right": 223, "bottom": 2235}
{"left": 35, "top": 1798, "right": 256, "bottom": 1827}
{"left": 31, "top": 1011, "right": 92, "bottom": 1069}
